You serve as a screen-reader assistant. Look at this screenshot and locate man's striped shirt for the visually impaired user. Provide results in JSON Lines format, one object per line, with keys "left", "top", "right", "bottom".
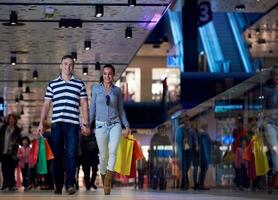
{"left": 45, "top": 75, "right": 88, "bottom": 124}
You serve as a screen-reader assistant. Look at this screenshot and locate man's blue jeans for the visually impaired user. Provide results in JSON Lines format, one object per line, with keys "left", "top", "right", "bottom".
{"left": 51, "top": 122, "right": 79, "bottom": 190}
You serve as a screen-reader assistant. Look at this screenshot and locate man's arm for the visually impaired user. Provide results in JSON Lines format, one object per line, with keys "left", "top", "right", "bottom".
{"left": 36, "top": 99, "right": 51, "bottom": 135}
{"left": 80, "top": 98, "right": 90, "bottom": 135}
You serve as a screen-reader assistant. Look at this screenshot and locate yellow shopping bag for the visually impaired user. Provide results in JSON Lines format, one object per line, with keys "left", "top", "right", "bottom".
{"left": 114, "top": 136, "right": 134, "bottom": 176}
{"left": 253, "top": 134, "right": 269, "bottom": 176}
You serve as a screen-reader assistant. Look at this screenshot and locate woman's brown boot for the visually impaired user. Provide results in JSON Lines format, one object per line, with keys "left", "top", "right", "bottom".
{"left": 104, "top": 170, "right": 113, "bottom": 195}
{"left": 101, "top": 174, "right": 106, "bottom": 186}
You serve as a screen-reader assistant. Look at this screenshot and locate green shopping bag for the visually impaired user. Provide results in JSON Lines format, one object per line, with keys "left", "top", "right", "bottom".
{"left": 36, "top": 137, "right": 48, "bottom": 174}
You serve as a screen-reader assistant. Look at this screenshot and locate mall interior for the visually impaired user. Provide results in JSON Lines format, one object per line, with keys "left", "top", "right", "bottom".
{"left": 0, "top": 0, "right": 278, "bottom": 199}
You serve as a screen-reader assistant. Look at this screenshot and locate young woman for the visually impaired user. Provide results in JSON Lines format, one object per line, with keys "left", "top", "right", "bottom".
{"left": 89, "top": 64, "right": 131, "bottom": 195}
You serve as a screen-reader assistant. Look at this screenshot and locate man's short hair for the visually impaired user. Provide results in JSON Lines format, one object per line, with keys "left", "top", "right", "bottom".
{"left": 61, "top": 55, "right": 74, "bottom": 62}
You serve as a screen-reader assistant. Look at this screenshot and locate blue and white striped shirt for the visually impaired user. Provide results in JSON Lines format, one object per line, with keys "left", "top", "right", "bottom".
{"left": 45, "top": 75, "right": 88, "bottom": 125}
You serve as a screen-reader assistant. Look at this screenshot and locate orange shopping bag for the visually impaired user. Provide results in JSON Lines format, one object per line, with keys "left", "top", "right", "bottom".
{"left": 45, "top": 139, "right": 54, "bottom": 160}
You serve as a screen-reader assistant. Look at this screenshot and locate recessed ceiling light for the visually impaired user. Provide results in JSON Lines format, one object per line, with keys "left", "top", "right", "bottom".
{"left": 84, "top": 40, "right": 91, "bottom": 51}
{"left": 71, "top": 52, "right": 77, "bottom": 61}
{"left": 235, "top": 4, "right": 246, "bottom": 11}
{"left": 125, "top": 26, "right": 132, "bottom": 39}
{"left": 59, "top": 18, "right": 82, "bottom": 28}
{"left": 95, "top": 5, "right": 104, "bottom": 18}
{"left": 128, "top": 0, "right": 136, "bottom": 7}
{"left": 25, "top": 86, "right": 30, "bottom": 93}
{"left": 18, "top": 80, "right": 23, "bottom": 87}
{"left": 33, "top": 70, "right": 38, "bottom": 79}
{"left": 11, "top": 56, "right": 16, "bottom": 65}
{"left": 10, "top": 10, "right": 17, "bottom": 25}
{"left": 95, "top": 62, "right": 101, "bottom": 71}
{"left": 83, "top": 66, "right": 88, "bottom": 76}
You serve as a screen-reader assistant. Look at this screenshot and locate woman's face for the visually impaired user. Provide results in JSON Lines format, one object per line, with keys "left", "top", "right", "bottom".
{"left": 103, "top": 67, "right": 114, "bottom": 84}
{"left": 8, "top": 115, "right": 16, "bottom": 126}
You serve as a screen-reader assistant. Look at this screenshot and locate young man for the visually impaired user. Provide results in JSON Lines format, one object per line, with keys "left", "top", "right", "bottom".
{"left": 36, "top": 55, "right": 90, "bottom": 195}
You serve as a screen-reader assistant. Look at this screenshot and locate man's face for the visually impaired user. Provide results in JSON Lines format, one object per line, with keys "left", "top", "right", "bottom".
{"left": 60, "top": 58, "right": 74, "bottom": 76}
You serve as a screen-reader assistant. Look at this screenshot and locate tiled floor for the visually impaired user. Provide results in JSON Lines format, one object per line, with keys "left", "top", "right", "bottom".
{"left": 0, "top": 188, "right": 277, "bottom": 200}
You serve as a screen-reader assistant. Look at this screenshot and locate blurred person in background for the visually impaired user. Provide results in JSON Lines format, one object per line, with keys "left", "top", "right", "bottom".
{"left": 0, "top": 114, "right": 22, "bottom": 191}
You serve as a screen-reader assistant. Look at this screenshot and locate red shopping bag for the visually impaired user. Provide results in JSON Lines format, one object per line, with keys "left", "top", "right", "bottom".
{"left": 127, "top": 140, "right": 144, "bottom": 178}
{"left": 133, "top": 140, "right": 144, "bottom": 160}
{"left": 29, "top": 139, "right": 39, "bottom": 167}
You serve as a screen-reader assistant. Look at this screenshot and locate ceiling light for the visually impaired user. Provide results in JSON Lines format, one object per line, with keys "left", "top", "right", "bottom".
{"left": 125, "top": 26, "right": 132, "bottom": 39}
{"left": 255, "top": 28, "right": 260, "bottom": 35}
{"left": 18, "top": 80, "right": 23, "bottom": 87}
{"left": 71, "top": 52, "right": 77, "bottom": 61}
{"left": 235, "top": 4, "right": 246, "bottom": 11}
{"left": 95, "top": 62, "right": 101, "bottom": 71}
{"left": 59, "top": 18, "right": 82, "bottom": 28}
{"left": 10, "top": 11, "right": 17, "bottom": 25}
{"left": 128, "top": 0, "right": 136, "bottom": 7}
{"left": 33, "top": 70, "right": 38, "bottom": 79}
{"left": 84, "top": 40, "right": 91, "bottom": 51}
{"left": 95, "top": 5, "right": 104, "bottom": 18}
{"left": 25, "top": 86, "right": 30, "bottom": 93}
{"left": 19, "top": 93, "right": 24, "bottom": 101}
{"left": 83, "top": 66, "right": 88, "bottom": 76}
{"left": 11, "top": 56, "right": 16, "bottom": 65}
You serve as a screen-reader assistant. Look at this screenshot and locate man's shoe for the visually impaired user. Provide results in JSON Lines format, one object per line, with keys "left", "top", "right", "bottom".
{"left": 8, "top": 187, "right": 16, "bottom": 191}
{"left": 1, "top": 186, "right": 7, "bottom": 191}
{"left": 199, "top": 186, "right": 210, "bottom": 190}
{"left": 67, "top": 187, "right": 76, "bottom": 195}
{"left": 92, "top": 184, "right": 97, "bottom": 190}
{"left": 54, "top": 189, "right": 62, "bottom": 195}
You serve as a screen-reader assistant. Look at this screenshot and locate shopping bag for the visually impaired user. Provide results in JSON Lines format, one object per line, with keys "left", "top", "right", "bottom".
{"left": 127, "top": 155, "right": 137, "bottom": 178}
{"left": 114, "top": 136, "right": 134, "bottom": 176}
{"left": 244, "top": 142, "right": 253, "bottom": 161}
{"left": 127, "top": 140, "right": 144, "bottom": 178}
{"left": 133, "top": 140, "right": 144, "bottom": 160}
{"left": 36, "top": 137, "right": 48, "bottom": 174}
{"left": 45, "top": 139, "right": 54, "bottom": 160}
{"left": 253, "top": 135, "right": 269, "bottom": 176}
{"left": 222, "top": 150, "right": 234, "bottom": 164}
{"left": 29, "top": 139, "right": 39, "bottom": 167}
